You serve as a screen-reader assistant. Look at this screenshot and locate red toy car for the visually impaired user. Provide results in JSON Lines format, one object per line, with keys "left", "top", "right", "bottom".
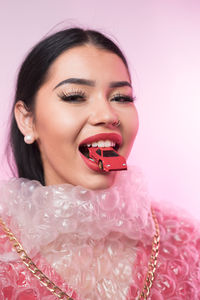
{"left": 88, "top": 147, "right": 127, "bottom": 172}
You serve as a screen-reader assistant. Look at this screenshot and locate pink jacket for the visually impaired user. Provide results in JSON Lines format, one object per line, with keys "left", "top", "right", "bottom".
{"left": 0, "top": 204, "right": 200, "bottom": 300}
{"left": 0, "top": 169, "right": 199, "bottom": 299}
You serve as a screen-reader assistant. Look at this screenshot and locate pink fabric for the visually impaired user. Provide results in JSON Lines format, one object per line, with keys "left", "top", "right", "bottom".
{"left": 0, "top": 167, "right": 199, "bottom": 299}
{"left": 0, "top": 204, "right": 200, "bottom": 300}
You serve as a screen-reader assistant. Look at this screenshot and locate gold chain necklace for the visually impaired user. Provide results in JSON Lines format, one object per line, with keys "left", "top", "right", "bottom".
{"left": 0, "top": 207, "right": 160, "bottom": 300}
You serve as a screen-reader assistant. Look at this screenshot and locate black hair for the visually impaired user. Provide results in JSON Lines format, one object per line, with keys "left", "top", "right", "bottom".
{"left": 7, "top": 27, "right": 130, "bottom": 185}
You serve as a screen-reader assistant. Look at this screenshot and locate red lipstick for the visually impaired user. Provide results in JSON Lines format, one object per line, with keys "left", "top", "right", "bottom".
{"left": 79, "top": 132, "right": 123, "bottom": 172}
{"left": 79, "top": 132, "right": 122, "bottom": 146}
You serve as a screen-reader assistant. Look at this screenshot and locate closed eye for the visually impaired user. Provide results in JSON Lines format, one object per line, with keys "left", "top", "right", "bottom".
{"left": 110, "top": 94, "right": 136, "bottom": 103}
{"left": 57, "top": 90, "right": 86, "bottom": 102}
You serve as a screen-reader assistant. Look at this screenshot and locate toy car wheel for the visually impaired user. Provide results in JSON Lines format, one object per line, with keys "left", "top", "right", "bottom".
{"left": 98, "top": 160, "right": 103, "bottom": 170}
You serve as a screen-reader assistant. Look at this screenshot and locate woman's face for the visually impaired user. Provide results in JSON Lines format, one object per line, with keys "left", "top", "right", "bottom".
{"left": 32, "top": 44, "right": 139, "bottom": 189}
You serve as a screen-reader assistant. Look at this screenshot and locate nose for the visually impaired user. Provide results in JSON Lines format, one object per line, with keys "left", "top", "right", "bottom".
{"left": 88, "top": 96, "right": 119, "bottom": 128}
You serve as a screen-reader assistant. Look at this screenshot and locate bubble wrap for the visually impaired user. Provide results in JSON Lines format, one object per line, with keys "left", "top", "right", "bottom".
{"left": 0, "top": 165, "right": 200, "bottom": 299}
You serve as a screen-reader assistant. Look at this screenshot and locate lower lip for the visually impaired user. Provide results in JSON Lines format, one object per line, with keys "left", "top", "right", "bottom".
{"left": 79, "top": 152, "right": 103, "bottom": 172}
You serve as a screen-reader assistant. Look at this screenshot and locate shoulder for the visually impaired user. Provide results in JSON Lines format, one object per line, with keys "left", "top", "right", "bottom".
{"left": 151, "top": 203, "right": 200, "bottom": 299}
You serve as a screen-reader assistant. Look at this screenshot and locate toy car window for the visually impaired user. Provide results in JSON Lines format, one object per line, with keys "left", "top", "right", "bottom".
{"left": 103, "top": 150, "right": 119, "bottom": 157}
{"left": 96, "top": 149, "right": 101, "bottom": 155}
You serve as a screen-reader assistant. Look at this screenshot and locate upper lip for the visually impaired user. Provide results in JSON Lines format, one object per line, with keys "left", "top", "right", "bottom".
{"left": 79, "top": 133, "right": 122, "bottom": 147}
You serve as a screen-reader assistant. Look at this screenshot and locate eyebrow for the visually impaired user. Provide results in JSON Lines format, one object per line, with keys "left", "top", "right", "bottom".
{"left": 53, "top": 78, "right": 132, "bottom": 90}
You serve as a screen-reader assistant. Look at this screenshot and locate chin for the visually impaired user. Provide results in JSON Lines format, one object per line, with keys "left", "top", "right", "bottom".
{"left": 78, "top": 172, "right": 117, "bottom": 190}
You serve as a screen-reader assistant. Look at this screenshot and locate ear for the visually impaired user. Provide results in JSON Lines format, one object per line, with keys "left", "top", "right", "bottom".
{"left": 14, "top": 101, "right": 36, "bottom": 143}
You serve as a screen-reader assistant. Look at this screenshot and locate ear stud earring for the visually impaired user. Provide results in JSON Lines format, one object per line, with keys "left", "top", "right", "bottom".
{"left": 24, "top": 135, "right": 34, "bottom": 144}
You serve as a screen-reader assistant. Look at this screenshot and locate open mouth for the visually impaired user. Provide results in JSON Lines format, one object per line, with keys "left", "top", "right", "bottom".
{"left": 79, "top": 140, "right": 120, "bottom": 159}
{"left": 78, "top": 133, "right": 122, "bottom": 172}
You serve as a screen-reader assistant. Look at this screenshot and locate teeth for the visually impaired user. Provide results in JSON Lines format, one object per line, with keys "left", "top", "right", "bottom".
{"left": 105, "top": 140, "right": 112, "bottom": 147}
{"left": 86, "top": 140, "right": 116, "bottom": 148}
{"left": 97, "top": 140, "right": 104, "bottom": 147}
{"left": 92, "top": 142, "right": 98, "bottom": 147}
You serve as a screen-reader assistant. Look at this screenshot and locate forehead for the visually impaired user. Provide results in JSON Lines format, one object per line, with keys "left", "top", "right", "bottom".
{"left": 46, "top": 44, "right": 130, "bottom": 85}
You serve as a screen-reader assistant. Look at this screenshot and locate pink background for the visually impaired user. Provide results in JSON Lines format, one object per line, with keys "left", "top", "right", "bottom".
{"left": 0, "top": 0, "right": 199, "bottom": 218}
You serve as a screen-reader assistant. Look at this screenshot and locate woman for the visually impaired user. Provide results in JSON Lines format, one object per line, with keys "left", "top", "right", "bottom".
{"left": 0, "top": 28, "right": 199, "bottom": 300}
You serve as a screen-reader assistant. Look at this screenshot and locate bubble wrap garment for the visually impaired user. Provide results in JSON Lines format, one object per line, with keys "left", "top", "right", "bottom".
{"left": 0, "top": 166, "right": 200, "bottom": 300}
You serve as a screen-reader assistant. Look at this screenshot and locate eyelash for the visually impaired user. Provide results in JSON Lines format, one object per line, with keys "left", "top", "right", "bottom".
{"left": 57, "top": 90, "right": 136, "bottom": 103}
{"left": 58, "top": 90, "right": 86, "bottom": 102}
{"left": 110, "top": 93, "right": 136, "bottom": 103}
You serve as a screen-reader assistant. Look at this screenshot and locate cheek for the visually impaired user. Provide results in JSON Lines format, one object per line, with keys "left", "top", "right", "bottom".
{"left": 122, "top": 108, "right": 139, "bottom": 155}
{"left": 34, "top": 106, "right": 81, "bottom": 151}
{"left": 130, "top": 109, "right": 139, "bottom": 139}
